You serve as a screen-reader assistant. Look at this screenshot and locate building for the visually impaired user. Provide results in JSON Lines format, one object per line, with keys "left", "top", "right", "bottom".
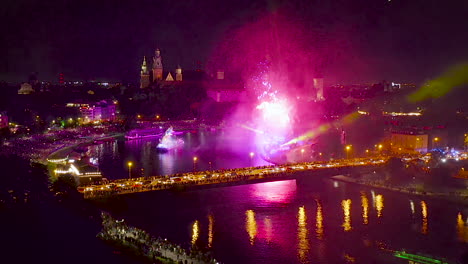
{"left": 141, "top": 48, "right": 184, "bottom": 88}
{"left": 389, "top": 130, "right": 428, "bottom": 154}
{"left": 205, "top": 70, "right": 247, "bottom": 103}
{"left": 175, "top": 65, "right": 182, "bottom": 81}
{"left": 152, "top": 48, "right": 163, "bottom": 82}
{"left": 140, "top": 56, "right": 150, "bottom": 89}
{"left": 18, "top": 83, "right": 34, "bottom": 94}
{"left": 139, "top": 48, "right": 247, "bottom": 103}
{"left": 67, "top": 100, "right": 117, "bottom": 123}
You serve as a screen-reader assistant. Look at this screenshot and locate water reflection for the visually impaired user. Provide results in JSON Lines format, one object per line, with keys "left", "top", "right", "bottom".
{"left": 252, "top": 180, "right": 297, "bottom": 204}
{"left": 375, "top": 194, "right": 384, "bottom": 218}
{"left": 361, "top": 192, "right": 369, "bottom": 225}
{"left": 410, "top": 200, "right": 415, "bottom": 216}
{"left": 246, "top": 210, "right": 257, "bottom": 245}
{"left": 264, "top": 217, "right": 272, "bottom": 243}
{"left": 159, "top": 148, "right": 176, "bottom": 175}
{"left": 342, "top": 199, "right": 352, "bottom": 232}
{"left": 297, "top": 206, "right": 309, "bottom": 263}
{"left": 421, "top": 201, "right": 428, "bottom": 235}
{"left": 208, "top": 214, "right": 214, "bottom": 248}
{"left": 456, "top": 212, "right": 466, "bottom": 242}
{"left": 191, "top": 220, "right": 199, "bottom": 246}
{"left": 316, "top": 200, "right": 324, "bottom": 240}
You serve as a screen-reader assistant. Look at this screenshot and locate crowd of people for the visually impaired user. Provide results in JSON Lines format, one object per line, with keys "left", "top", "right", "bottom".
{"left": 1, "top": 126, "right": 122, "bottom": 162}
{"left": 99, "top": 212, "right": 219, "bottom": 264}
{"left": 82, "top": 157, "right": 389, "bottom": 199}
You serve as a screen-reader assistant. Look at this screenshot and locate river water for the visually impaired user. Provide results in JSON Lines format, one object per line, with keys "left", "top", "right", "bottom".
{"left": 90, "top": 130, "right": 468, "bottom": 263}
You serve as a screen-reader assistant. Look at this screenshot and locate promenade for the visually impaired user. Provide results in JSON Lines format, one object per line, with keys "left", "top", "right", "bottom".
{"left": 99, "top": 212, "right": 219, "bottom": 264}
{"left": 80, "top": 157, "right": 389, "bottom": 199}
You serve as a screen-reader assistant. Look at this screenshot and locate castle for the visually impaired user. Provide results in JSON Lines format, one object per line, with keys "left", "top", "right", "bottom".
{"left": 140, "top": 48, "right": 182, "bottom": 88}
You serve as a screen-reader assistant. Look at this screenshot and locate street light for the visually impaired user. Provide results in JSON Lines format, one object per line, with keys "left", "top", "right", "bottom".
{"left": 193, "top": 156, "right": 198, "bottom": 172}
{"left": 345, "top": 145, "right": 352, "bottom": 159}
{"left": 377, "top": 144, "right": 383, "bottom": 153}
{"left": 127, "top": 161, "right": 133, "bottom": 179}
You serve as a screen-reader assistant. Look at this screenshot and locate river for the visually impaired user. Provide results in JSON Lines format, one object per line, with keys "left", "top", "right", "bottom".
{"left": 90, "top": 130, "right": 468, "bottom": 263}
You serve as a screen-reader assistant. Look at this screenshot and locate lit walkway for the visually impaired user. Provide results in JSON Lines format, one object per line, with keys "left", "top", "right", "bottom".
{"left": 99, "top": 212, "right": 218, "bottom": 264}
{"left": 81, "top": 157, "right": 391, "bottom": 199}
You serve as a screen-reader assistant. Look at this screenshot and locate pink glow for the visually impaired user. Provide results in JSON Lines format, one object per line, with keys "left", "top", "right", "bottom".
{"left": 207, "top": 10, "right": 337, "bottom": 162}
{"left": 256, "top": 100, "right": 290, "bottom": 128}
{"left": 251, "top": 180, "right": 297, "bottom": 204}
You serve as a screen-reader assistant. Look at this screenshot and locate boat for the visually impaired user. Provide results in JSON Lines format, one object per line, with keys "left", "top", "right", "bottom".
{"left": 394, "top": 250, "right": 451, "bottom": 264}
{"left": 156, "top": 127, "right": 184, "bottom": 151}
{"left": 125, "top": 128, "right": 162, "bottom": 140}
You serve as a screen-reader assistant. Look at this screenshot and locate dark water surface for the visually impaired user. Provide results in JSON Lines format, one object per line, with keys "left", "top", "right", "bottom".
{"left": 91, "top": 131, "right": 468, "bottom": 264}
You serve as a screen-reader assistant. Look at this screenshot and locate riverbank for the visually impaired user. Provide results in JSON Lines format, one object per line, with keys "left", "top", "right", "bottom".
{"left": 99, "top": 212, "right": 219, "bottom": 264}
{"left": 331, "top": 174, "right": 468, "bottom": 205}
{"left": 45, "top": 133, "right": 123, "bottom": 181}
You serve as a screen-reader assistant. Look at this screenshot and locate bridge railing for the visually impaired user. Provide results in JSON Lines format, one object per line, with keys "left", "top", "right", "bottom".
{"left": 81, "top": 157, "right": 390, "bottom": 199}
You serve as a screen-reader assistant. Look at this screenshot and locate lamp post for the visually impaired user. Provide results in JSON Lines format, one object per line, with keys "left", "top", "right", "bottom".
{"left": 249, "top": 152, "right": 254, "bottom": 166}
{"left": 301, "top": 149, "right": 305, "bottom": 160}
{"left": 193, "top": 156, "right": 198, "bottom": 172}
{"left": 127, "top": 161, "right": 133, "bottom": 179}
{"left": 377, "top": 144, "right": 383, "bottom": 155}
{"left": 433, "top": 137, "right": 439, "bottom": 149}
{"left": 345, "top": 145, "right": 352, "bottom": 159}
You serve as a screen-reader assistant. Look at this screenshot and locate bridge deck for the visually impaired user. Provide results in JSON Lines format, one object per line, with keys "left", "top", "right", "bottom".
{"left": 79, "top": 157, "right": 390, "bottom": 199}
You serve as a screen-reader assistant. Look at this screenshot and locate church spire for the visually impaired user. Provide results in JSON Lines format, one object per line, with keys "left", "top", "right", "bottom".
{"left": 141, "top": 56, "right": 148, "bottom": 74}
{"left": 140, "top": 56, "right": 150, "bottom": 89}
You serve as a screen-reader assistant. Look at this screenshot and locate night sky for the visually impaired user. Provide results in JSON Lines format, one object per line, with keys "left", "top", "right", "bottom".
{"left": 1, "top": 0, "right": 468, "bottom": 84}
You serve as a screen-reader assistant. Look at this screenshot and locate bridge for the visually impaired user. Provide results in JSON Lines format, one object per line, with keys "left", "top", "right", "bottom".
{"left": 79, "top": 156, "right": 390, "bottom": 199}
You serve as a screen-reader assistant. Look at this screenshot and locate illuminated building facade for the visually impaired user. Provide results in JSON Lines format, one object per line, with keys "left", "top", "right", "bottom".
{"left": 140, "top": 48, "right": 185, "bottom": 88}
{"left": 67, "top": 101, "right": 116, "bottom": 123}
{"left": 389, "top": 130, "right": 428, "bottom": 154}
{"left": 140, "top": 56, "right": 150, "bottom": 89}
{"left": 152, "top": 48, "right": 163, "bottom": 82}
{"left": 175, "top": 65, "right": 182, "bottom": 81}
{"left": 18, "top": 83, "right": 34, "bottom": 94}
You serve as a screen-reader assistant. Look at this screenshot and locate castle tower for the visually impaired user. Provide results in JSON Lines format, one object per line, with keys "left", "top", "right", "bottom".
{"left": 175, "top": 65, "right": 182, "bottom": 81}
{"left": 140, "top": 56, "right": 150, "bottom": 88}
{"left": 152, "top": 48, "right": 163, "bottom": 81}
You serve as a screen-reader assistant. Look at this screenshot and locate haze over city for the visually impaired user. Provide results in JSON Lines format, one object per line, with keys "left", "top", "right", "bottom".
{"left": 1, "top": 1, "right": 468, "bottom": 264}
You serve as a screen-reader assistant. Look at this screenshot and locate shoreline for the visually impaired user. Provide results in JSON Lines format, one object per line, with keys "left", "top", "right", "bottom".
{"left": 331, "top": 175, "right": 468, "bottom": 206}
